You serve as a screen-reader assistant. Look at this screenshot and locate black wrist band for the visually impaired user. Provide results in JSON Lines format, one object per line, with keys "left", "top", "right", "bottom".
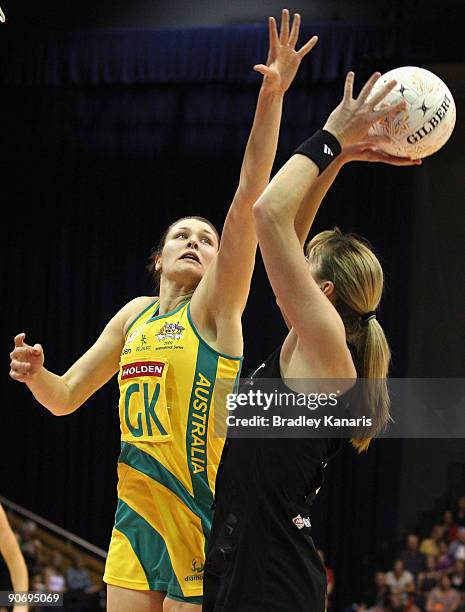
{"left": 293, "top": 129, "right": 342, "bottom": 174}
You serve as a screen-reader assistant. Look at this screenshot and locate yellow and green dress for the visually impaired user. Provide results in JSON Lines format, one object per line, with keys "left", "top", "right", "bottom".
{"left": 103, "top": 299, "right": 242, "bottom": 602}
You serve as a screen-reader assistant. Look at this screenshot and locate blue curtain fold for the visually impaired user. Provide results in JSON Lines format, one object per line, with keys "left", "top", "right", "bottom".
{"left": 1, "top": 23, "right": 461, "bottom": 86}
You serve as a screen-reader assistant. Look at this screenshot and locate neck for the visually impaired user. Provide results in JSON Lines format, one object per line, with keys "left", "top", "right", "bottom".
{"left": 158, "top": 277, "right": 195, "bottom": 315}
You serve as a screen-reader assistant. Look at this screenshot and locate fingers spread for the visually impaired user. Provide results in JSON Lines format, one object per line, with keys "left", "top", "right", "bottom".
{"left": 279, "top": 8, "right": 290, "bottom": 44}
{"left": 297, "top": 35, "right": 318, "bottom": 59}
{"left": 374, "top": 98, "right": 406, "bottom": 119}
{"left": 288, "top": 13, "right": 300, "bottom": 48}
{"left": 369, "top": 79, "right": 397, "bottom": 109}
{"left": 357, "top": 71, "right": 381, "bottom": 104}
{"left": 268, "top": 16, "right": 279, "bottom": 52}
{"left": 253, "top": 64, "right": 272, "bottom": 77}
{"left": 343, "top": 71, "right": 355, "bottom": 102}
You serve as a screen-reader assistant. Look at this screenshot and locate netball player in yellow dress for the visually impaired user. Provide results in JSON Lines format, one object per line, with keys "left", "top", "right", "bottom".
{"left": 9, "top": 11, "right": 318, "bottom": 612}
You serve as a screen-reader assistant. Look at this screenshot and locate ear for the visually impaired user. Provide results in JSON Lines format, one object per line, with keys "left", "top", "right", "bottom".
{"left": 155, "top": 255, "right": 162, "bottom": 272}
{"left": 320, "top": 280, "right": 334, "bottom": 298}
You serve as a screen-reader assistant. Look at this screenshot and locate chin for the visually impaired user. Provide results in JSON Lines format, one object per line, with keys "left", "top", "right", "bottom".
{"left": 173, "top": 267, "right": 204, "bottom": 287}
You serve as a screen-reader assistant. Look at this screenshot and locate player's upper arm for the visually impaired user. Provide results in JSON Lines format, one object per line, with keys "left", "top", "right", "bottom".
{"left": 253, "top": 208, "right": 354, "bottom": 377}
{"left": 62, "top": 296, "right": 154, "bottom": 410}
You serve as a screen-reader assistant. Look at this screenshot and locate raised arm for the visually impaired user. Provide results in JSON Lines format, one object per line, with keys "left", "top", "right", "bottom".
{"left": 293, "top": 138, "right": 421, "bottom": 247}
{"left": 275, "top": 119, "right": 421, "bottom": 330}
{"left": 9, "top": 297, "right": 153, "bottom": 415}
{"left": 191, "top": 10, "right": 317, "bottom": 330}
{"left": 253, "top": 72, "right": 406, "bottom": 372}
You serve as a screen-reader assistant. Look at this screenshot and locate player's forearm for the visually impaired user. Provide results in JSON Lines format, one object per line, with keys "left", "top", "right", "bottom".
{"left": 294, "top": 156, "right": 345, "bottom": 246}
{"left": 235, "top": 87, "right": 284, "bottom": 205}
{"left": 1, "top": 531, "right": 28, "bottom": 593}
{"left": 8, "top": 554, "right": 28, "bottom": 592}
{"left": 25, "top": 367, "right": 75, "bottom": 415}
{"left": 253, "top": 153, "right": 319, "bottom": 226}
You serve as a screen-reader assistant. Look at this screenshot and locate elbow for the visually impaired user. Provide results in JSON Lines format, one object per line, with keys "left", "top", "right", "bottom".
{"left": 47, "top": 376, "right": 80, "bottom": 415}
{"left": 48, "top": 403, "right": 77, "bottom": 417}
{"left": 252, "top": 198, "right": 281, "bottom": 227}
{"left": 46, "top": 394, "right": 78, "bottom": 417}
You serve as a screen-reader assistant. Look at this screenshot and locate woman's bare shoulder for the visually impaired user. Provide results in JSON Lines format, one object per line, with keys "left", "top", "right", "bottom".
{"left": 121, "top": 296, "right": 158, "bottom": 335}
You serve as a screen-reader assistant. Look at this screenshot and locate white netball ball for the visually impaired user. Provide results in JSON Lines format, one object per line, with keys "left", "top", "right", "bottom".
{"left": 368, "top": 66, "right": 456, "bottom": 159}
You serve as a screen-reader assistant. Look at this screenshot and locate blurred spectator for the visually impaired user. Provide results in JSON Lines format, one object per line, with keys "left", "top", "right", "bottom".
{"left": 399, "top": 534, "right": 426, "bottom": 577}
{"left": 436, "top": 541, "right": 453, "bottom": 573}
{"left": 363, "top": 571, "right": 391, "bottom": 609}
{"left": 20, "top": 519, "right": 37, "bottom": 543}
{"left": 420, "top": 525, "right": 446, "bottom": 557}
{"left": 20, "top": 520, "right": 40, "bottom": 573}
{"left": 454, "top": 496, "right": 465, "bottom": 527}
{"left": 386, "top": 592, "right": 406, "bottom": 611}
{"left": 442, "top": 510, "right": 458, "bottom": 543}
{"left": 65, "top": 552, "right": 98, "bottom": 611}
{"left": 418, "top": 555, "right": 440, "bottom": 597}
{"left": 449, "top": 527, "right": 465, "bottom": 560}
{"left": 425, "top": 574, "right": 460, "bottom": 611}
{"left": 43, "top": 551, "right": 66, "bottom": 593}
{"left": 385, "top": 560, "right": 415, "bottom": 604}
{"left": 449, "top": 559, "right": 465, "bottom": 592}
{"left": 66, "top": 552, "right": 92, "bottom": 591}
{"left": 317, "top": 549, "right": 334, "bottom": 608}
{"left": 31, "top": 572, "right": 46, "bottom": 591}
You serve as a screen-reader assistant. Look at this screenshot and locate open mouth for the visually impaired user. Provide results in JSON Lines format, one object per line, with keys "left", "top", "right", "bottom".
{"left": 180, "top": 252, "right": 200, "bottom": 263}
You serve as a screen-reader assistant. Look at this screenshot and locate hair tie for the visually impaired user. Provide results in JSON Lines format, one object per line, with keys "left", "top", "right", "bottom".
{"left": 361, "top": 311, "right": 377, "bottom": 323}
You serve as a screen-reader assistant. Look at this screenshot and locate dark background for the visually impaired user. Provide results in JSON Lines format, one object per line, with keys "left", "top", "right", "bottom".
{"left": 1, "top": 1, "right": 464, "bottom": 608}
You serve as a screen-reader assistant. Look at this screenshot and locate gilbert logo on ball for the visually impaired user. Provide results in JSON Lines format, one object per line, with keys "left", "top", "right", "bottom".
{"left": 368, "top": 66, "right": 456, "bottom": 159}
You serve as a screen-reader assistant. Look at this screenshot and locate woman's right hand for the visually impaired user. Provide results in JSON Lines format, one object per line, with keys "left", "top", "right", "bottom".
{"left": 9, "top": 333, "right": 44, "bottom": 381}
{"left": 323, "top": 71, "right": 406, "bottom": 147}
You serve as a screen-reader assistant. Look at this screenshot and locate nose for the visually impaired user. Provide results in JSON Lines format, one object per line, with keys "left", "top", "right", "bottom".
{"left": 187, "top": 239, "right": 199, "bottom": 249}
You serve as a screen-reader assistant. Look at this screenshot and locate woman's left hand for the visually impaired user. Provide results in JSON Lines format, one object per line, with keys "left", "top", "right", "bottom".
{"left": 254, "top": 9, "right": 318, "bottom": 95}
{"left": 341, "top": 137, "right": 422, "bottom": 166}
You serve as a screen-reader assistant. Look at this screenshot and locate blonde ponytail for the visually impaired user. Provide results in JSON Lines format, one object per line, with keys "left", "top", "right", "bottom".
{"left": 306, "top": 229, "right": 392, "bottom": 452}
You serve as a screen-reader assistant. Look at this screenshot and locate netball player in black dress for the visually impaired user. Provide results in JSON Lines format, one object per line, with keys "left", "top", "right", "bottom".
{"left": 203, "top": 72, "right": 420, "bottom": 611}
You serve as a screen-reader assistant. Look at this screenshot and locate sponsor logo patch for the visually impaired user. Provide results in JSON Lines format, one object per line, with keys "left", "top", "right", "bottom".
{"left": 121, "top": 361, "right": 165, "bottom": 380}
{"left": 184, "top": 557, "right": 205, "bottom": 582}
{"left": 292, "top": 514, "right": 311, "bottom": 530}
{"left": 157, "top": 321, "right": 185, "bottom": 341}
{"left": 191, "top": 557, "right": 205, "bottom": 573}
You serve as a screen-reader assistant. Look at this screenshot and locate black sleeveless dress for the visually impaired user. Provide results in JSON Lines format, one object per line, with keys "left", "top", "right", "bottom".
{"left": 203, "top": 347, "right": 342, "bottom": 612}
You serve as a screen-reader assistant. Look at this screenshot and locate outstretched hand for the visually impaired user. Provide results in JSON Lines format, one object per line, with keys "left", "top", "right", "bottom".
{"left": 324, "top": 71, "right": 407, "bottom": 147}
{"left": 254, "top": 9, "right": 318, "bottom": 95}
{"left": 341, "top": 137, "right": 422, "bottom": 166}
{"left": 9, "top": 333, "right": 44, "bottom": 382}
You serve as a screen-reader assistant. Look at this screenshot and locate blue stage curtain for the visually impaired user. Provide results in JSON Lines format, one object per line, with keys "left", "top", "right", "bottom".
{"left": 0, "top": 23, "right": 461, "bottom": 87}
